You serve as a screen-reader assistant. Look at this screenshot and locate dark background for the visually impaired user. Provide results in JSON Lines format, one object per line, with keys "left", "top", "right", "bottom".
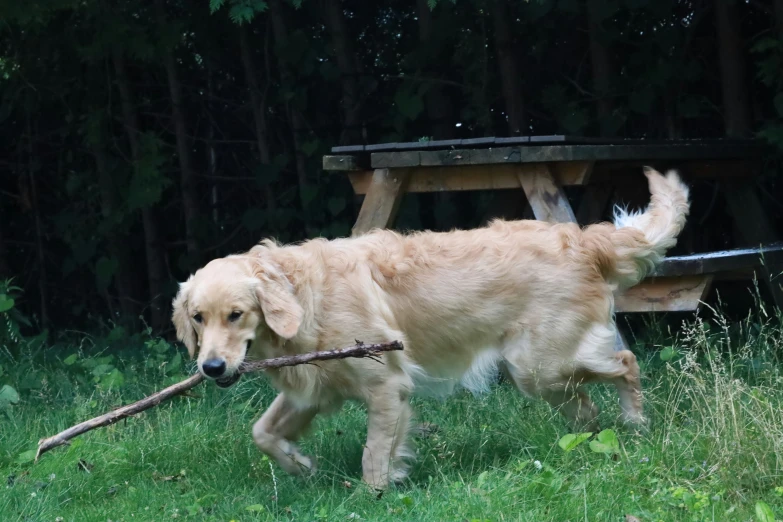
{"left": 1, "top": 0, "right": 782, "bottom": 338}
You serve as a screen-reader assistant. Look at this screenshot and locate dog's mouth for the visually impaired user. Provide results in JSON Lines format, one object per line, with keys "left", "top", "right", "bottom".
{"left": 215, "top": 373, "right": 241, "bottom": 389}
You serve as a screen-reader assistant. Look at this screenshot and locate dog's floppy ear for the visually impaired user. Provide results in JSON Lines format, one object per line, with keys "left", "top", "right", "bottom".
{"left": 172, "top": 277, "right": 198, "bottom": 358}
{"left": 252, "top": 261, "right": 303, "bottom": 339}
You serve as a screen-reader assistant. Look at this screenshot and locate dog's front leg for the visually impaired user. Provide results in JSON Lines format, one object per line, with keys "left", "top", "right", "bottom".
{"left": 362, "top": 381, "right": 414, "bottom": 490}
{"left": 253, "top": 393, "right": 319, "bottom": 477}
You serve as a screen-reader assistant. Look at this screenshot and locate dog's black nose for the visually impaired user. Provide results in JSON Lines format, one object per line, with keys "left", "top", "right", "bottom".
{"left": 201, "top": 358, "right": 226, "bottom": 378}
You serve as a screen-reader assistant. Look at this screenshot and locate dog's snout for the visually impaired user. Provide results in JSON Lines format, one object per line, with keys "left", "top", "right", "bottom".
{"left": 201, "top": 358, "right": 227, "bottom": 378}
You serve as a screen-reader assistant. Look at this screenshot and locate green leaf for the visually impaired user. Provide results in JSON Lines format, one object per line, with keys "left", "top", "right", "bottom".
{"left": 209, "top": 0, "right": 226, "bottom": 13}
{"left": 394, "top": 89, "right": 424, "bottom": 121}
{"left": 92, "top": 364, "right": 114, "bottom": 377}
{"left": 0, "top": 385, "right": 20, "bottom": 408}
{"left": 245, "top": 504, "right": 265, "bottom": 512}
{"left": 327, "top": 197, "right": 346, "bottom": 216}
{"left": 557, "top": 432, "right": 593, "bottom": 452}
{"left": 300, "top": 186, "right": 320, "bottom": 207}
{"left": 300, "top": 139, "right": 320, "bottom": 157}
{"left": 99, "top": 369, "right": 125, "bottom": 390}
{"left": 397, "top": 493, "right": 414, "bottom": 507}
{"left": 660, "top": 346, "right": 678, "bottom": 362}
{"left": 63, "top": 354, "right": 79, "bottom": 366}
{"left": 589, "top": 429, "right": 620, "bottom": 455}
{"left": 95, "top": 256, "right": 118, "bottom": 292}
{"left": 0, "top": 293, "right": 15, "bottom": 313}
{"left": 164, "top": 352, "right": 182, "bottom": 375}
{"left": 476, "top": 470, "right": 489, "bottom": 488}
{"left": 14, "top": 449, "right": 36, "bottom": 465}
{"left": 755, "top": 501, "right": 775, "bottom": 522}
{"left": 242, "top": 208, "right": 267, "bottom": 232}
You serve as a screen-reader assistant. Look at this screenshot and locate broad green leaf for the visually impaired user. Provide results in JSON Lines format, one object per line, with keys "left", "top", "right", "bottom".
{"left": 63, "top": 353, "right": 78, "bottom": 366}
{"left": 589, "top": 429, "right": 620, "bottom": 455}
{"left": 95, "top": 256, "right": 118, "bottom": 291}
{"left": 242, "top": 208, "right": 267, "bottom": 232}
{"left": 14, "top": 449, "right": 36, "bottom": 465}
{"left": 0, "top": 385, "right": 20, "bottom": 407}
{"left": 557, "top": 432, "right": 593, "bottom": 452}
{"left": 755, "top": 501, "right": 775, "bottom": 522}
{"left": 92, "top": 364, "right": 114, "bottom": 377}
{"left": 245, "top": 504, "right": 265, "bottom": 512}
{"left": 397, "top": 494, "right": 414, "bottom": 507}
{"left": 327, "top": 197, "right": 346, "bottom": 216}
{"left": 0, "top": 293, "right": 14, "bottom": 312}
{"left": 99, "top": 369, "right": 125, "bottom": 390}
{"left": 660, "top": 346, "right": 678, "bottom": 362}
{"left": 165, "top": 352, "right": 182, "bottom": 374}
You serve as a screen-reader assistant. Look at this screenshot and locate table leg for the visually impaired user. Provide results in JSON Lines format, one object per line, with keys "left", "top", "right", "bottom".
{"left": 351, "top": 168, "right": 411, "bottom": 237}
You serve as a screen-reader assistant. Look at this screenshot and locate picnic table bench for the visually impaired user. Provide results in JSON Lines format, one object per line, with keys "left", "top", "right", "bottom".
{"left": 323, "top": 135, "right": 783, "bottom": 350}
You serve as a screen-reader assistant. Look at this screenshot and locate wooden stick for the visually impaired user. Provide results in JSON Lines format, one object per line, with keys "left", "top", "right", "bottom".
{"left": 35, "top": 340, "right": 403, "bottom": 461}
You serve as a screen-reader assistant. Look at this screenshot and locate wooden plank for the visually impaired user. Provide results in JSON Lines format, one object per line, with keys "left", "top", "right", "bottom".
{"left": 322, "top": 155, "right": 368, "bottom": 171}
{"left": 652, "top": 243, "right": 783, "bottom": 277}
{"left": 615, "top": 275, "right": 713, "bottom": 313}
{"left": 372, "top": 151, "right": 420, "bottom": 168}
{"left": 516, "top": 164, "right": 577, "bottom": 223}
{"left": 371, "top": 143, "right": 767, "bottom": 169}
{"left": 351, "top": 169, "right": 411, "bottom": 236}
{"left": 342, "top": 164, "right": 591, "bottom": 195}
{"left": 419, "top": 149, "right": 472, "bottom": 167}
{"left": 332, "top": 145, "right": 365, "bottom": 153}
{"left": 550, "top": 161, "right": 594, "bottom": 185}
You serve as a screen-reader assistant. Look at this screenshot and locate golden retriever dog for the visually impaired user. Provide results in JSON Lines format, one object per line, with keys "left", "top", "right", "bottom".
{"left": 171, "top": 167, "right": 689, "bottom": 490}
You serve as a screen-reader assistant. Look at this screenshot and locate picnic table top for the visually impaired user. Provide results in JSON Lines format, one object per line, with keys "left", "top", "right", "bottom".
{"left": 324, "top": 135, "right": 769, "bottom": 170}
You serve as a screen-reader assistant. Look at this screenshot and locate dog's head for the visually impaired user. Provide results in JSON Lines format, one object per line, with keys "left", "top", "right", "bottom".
{"left": 171, "top": 256, "right": 303, "bottom": 388}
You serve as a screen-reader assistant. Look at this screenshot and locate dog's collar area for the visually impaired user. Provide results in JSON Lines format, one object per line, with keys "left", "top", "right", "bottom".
{"left": 215, "top": 373, "right": 242, "bottom": 388}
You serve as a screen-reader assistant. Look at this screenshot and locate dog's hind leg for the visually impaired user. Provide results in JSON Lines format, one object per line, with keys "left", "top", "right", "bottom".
{"left": 252, "top": 393, "right": 321, "bottom": 477}
{"left": 610, "top": 349, "right": 646, "bottom": 427}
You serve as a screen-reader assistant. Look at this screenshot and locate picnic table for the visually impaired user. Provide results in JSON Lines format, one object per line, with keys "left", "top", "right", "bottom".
{"left": 323, "top": 135, "right": 783, "bottom": 350}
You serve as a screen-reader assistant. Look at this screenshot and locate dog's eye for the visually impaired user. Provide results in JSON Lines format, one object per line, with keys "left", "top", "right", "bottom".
{"left": 228, "top": 311, "right": 243, "bottom": 322}
{"left": 193, "top": 313, "right": 203, "bottom": 324}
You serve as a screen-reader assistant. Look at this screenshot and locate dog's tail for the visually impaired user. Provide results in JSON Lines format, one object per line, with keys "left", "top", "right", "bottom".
{"left": 584, "top": 167, "right": 690, "bottom": 289}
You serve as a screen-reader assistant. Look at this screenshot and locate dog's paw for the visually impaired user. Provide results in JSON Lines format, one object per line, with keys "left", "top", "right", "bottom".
{"left": 291, "top": 452, "right": 317, "bottom": 477}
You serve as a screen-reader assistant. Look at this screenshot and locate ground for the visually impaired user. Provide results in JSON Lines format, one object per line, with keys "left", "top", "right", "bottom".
{"left": 2, "top": 312, "right": 783, "bottom": 522}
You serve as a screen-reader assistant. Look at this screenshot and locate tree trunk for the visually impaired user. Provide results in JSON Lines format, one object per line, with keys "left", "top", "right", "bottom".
{"left": 321, "top": 0, "right": 362, "bottom": 145}
{"left": 238, "top": 23, "right": 276, "bottom": 212}
{"left": 26, "top": 116, "right": 48, "bottom": 327}
{"left": 490, "top": 0, "right": 525, "bottom": 135}
{"left": 714, "top": 0, "right": 751, "bottom": 137}
{"left": 206, "top": 69, "right": 219, "bottom": 224}
{"left": 416, "top": 0, "right": 455, "bottom": 140}
{"left": 416, "top": 0, "right": 463, "bottom": 231}
{"left": 0, "top": 213, "right": 9, "bottom": 278}
{"left": 90, "top": 131, "right": 138, "bottom": 326}
{"left": 113, "top": 48, "right": 168, "bottom": 331}
{"left": 585, "top": 0, "right": 614, "bottom": 137}
{"left": 155, "top": 0, "right": 200, "bottom": 268}
{"left": 776, "top": 0, "right": 783, "bottom": 31}
{"left": 268, "top": 0, "right": 309, "bottom": 203}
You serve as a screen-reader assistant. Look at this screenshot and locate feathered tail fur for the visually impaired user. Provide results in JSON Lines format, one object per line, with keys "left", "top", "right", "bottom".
{"left": 585, "top": 167, "right": 691, "bottom": 289}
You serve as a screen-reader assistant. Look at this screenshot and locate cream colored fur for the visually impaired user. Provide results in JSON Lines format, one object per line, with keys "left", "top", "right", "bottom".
{"left": 171, "top": 167, "right": 690, "bottom": 489}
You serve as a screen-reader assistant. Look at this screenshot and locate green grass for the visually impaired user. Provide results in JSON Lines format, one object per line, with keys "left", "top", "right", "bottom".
{"left": 3, "top": 312, "right": 783, "bottom": 522}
